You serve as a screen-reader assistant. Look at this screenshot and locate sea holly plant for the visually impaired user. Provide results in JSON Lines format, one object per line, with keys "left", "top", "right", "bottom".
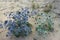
{"left": 35, "top": 12, "right": 54, "bottom": 35}
{"left": 30, "top": 2, "right": 54, "bottom": 35}
{"left": 4, "top": 8, "right": 32, "bottom": 37}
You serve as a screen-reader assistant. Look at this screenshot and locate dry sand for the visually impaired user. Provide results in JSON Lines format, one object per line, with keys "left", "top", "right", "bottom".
{"left": 0, "top": 0, "right": 60, "bottom": 40}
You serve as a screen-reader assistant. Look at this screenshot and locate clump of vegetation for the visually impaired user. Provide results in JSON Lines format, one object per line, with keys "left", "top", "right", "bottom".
{"left": 3, "top": 2, "right": 54, "bottom": 38}
{"left": 35, "top": 12, "right": 54, "bottom": 35}
{"left": 4, "top": 8, "right": 32, "bottom": 37}
{"left": 36, "top": 19, "right": 54, "bottom": 35}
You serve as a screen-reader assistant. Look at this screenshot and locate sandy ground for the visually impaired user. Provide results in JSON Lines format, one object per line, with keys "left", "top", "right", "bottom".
{"left": 0, "top": 0, "right": 60, "bottom": 40}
